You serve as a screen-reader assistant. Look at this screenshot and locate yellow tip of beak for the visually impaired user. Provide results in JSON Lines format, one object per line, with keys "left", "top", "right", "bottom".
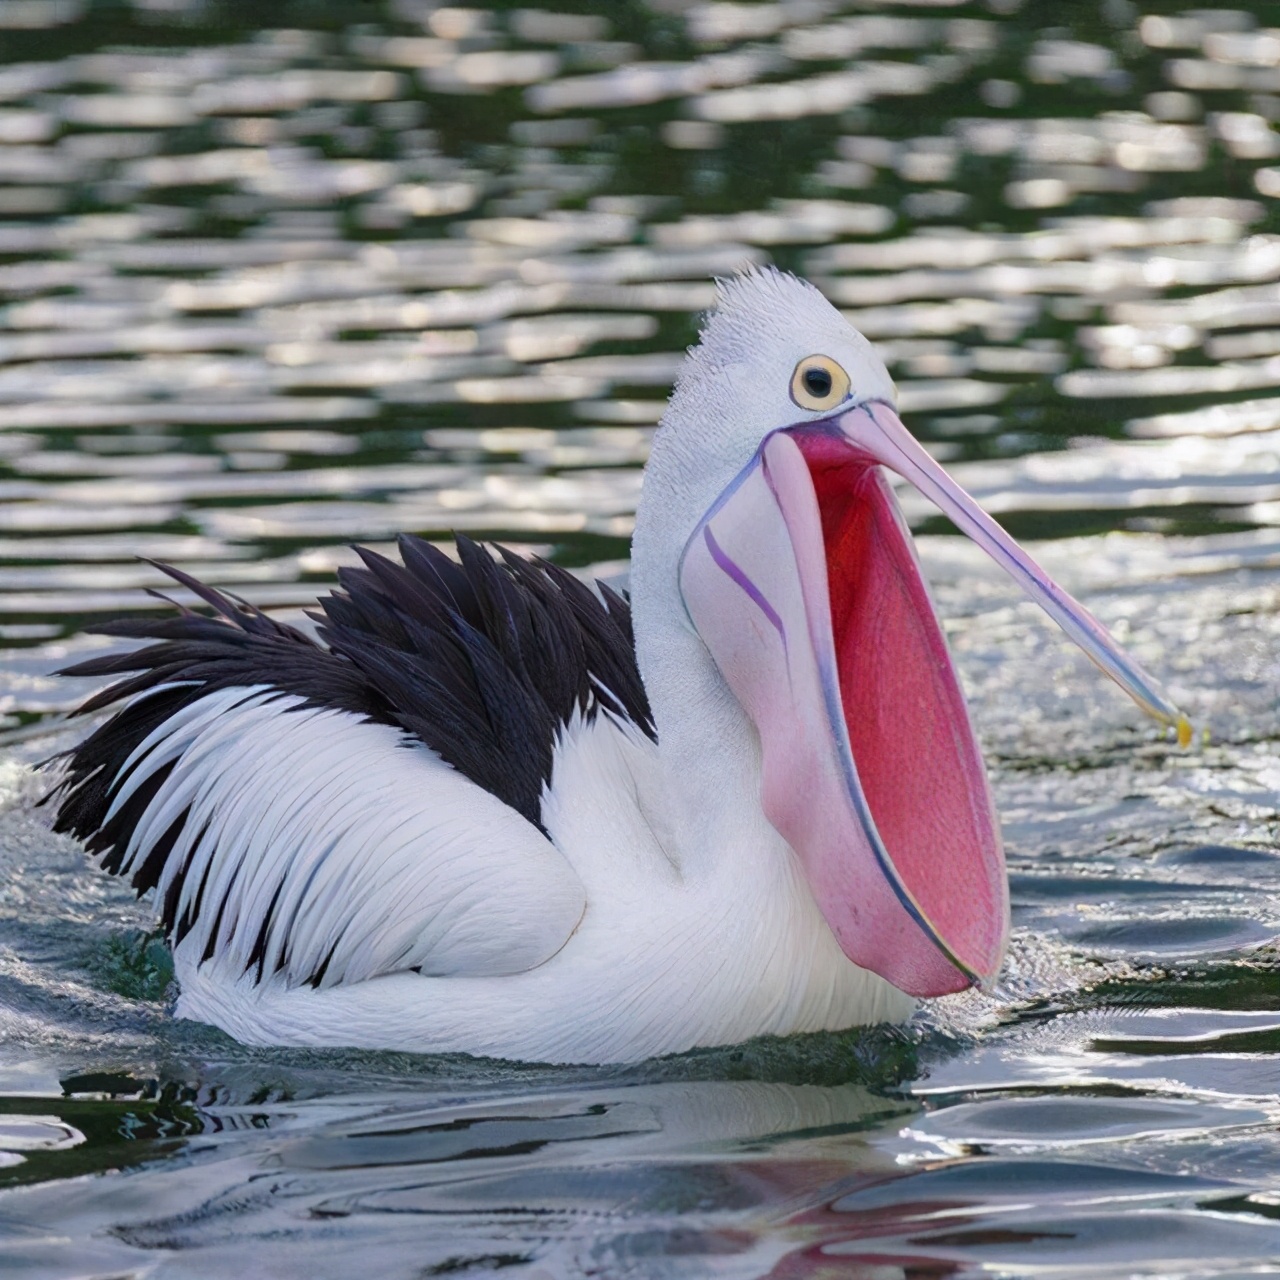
{"left": 1176, "top": 715, "right": 1193, "bottom": 749}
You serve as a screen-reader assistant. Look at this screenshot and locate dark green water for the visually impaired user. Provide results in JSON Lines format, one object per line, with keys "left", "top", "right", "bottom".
{"left": 1, "top": 1, "right": 1279, "bottom": 1275}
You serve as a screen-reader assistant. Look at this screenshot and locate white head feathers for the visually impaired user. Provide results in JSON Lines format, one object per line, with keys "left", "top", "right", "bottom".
{"left": 660, "top": 267, "right": 895, "bottom": 471}
{"left": 638, "top": 268, "right": 894, "bottom": 555}
{"left": 630, "top": 267, "right": 896, "bottom": 667}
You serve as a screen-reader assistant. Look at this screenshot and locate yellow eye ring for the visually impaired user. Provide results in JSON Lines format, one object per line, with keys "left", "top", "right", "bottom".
{"left": 790, "top": 354, "right": 851, "bottom": 412}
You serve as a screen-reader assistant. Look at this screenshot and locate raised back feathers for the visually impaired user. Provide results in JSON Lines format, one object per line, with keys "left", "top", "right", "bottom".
{"left": 48, "top": 536, "right": 654, "bottom": 937}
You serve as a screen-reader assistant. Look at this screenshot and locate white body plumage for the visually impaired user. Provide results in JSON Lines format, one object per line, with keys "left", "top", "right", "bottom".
{"left": 53, "top": 268, "right": 1181, "bottom": 1062}
{"left": 149, "top": 694, "right": 908, "bottom": 1062}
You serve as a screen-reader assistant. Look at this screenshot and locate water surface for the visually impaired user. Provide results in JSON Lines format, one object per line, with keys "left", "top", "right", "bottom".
{"left": 1, "top": 1, "right": 1280, "bottom": 1275}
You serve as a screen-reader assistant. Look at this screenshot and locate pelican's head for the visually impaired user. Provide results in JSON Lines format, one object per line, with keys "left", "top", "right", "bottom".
{"left": 651, "top": 268, "right": 1187, "bottom": 998}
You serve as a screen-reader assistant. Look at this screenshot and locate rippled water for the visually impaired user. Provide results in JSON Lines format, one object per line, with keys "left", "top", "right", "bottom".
{"left": 2, "top": 1, "right": 1280, "bottom": 1275}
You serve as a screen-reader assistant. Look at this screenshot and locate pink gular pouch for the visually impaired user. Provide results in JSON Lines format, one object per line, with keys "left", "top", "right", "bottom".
{"left": 679, "top": 399, "right": 1190, "bottom": 998}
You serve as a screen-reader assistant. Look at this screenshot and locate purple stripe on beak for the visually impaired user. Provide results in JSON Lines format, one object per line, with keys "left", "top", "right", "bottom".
{"left": 704, "top": 526, "right": 788, "bottom": 649}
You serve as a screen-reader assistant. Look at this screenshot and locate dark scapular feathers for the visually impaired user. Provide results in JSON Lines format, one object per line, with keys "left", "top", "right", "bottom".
{"left": 47, "top": 536, "right": 655, "bottom": 931}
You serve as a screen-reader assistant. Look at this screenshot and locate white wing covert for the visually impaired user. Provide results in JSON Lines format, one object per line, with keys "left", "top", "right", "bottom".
{"left": 93, "top": 685, "right": 587, "bottom": 988}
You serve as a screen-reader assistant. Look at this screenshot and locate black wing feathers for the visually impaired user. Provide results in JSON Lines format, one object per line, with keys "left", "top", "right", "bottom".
{"left": 313, "top": 535, "right": 653, "bottom": 825}
{"left": 48, "top": 538, "right": 654, "bottom": 880}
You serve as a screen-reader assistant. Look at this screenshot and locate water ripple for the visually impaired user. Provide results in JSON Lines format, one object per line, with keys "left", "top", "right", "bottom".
{"left": 1, "top": 3, "right": 1279, "bottom": 1276}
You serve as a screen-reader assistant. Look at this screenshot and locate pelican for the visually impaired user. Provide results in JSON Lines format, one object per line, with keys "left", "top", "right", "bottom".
{"left": 47, "top": 269, "right": 1188, "bottom": 1064}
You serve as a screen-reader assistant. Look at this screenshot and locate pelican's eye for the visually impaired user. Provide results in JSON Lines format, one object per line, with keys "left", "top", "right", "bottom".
{"left": 790, "top": 354, "right": 851, "bottom": 412}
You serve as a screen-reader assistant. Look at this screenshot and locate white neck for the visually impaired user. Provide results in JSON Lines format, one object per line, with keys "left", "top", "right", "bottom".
{"left": 629, "top": 414, "right": 778, "bottom": 881}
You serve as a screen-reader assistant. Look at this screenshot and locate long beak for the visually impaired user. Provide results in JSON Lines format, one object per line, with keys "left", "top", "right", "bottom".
{"left": 680, "top": 426, "right": 1005, "bottom": 997}
{"left": 839, "top": 402, "right": 1191, "bottom": 745}
{"left": 678, "top": 400, "right": 1188, "bottom": 999}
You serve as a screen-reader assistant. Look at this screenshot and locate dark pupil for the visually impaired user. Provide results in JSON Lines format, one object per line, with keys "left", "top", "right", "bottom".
{"left": 803, "top": 367, "right": 832, "bottom": 398}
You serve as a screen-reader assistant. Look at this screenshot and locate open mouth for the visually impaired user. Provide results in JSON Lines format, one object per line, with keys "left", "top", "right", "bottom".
{"left": 679, "top": 398, "right": 1186, "bottom": 999}
{"left": 792, "top": 425, "right": 1004, "bottom": 987}
{"left": 679, "top": 421, "right": 1005, "bottom": 997}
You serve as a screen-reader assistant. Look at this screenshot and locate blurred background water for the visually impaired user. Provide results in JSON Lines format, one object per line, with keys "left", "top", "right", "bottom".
{"left": 1, "top": 1, "right": 1280, "bottom": 1276}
